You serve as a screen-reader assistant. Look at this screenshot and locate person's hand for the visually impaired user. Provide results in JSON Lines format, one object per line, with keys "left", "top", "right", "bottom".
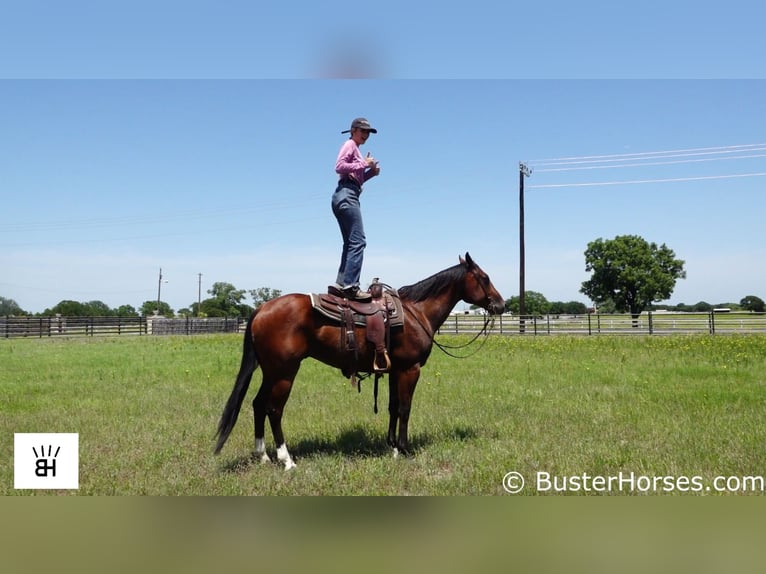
{"left": 365, "top": 151, "right": 377, "bottom": 168}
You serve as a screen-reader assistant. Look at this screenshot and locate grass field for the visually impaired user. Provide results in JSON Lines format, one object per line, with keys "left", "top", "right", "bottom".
{"left": 2, "top": 333, "right": 765, "bottom": 495}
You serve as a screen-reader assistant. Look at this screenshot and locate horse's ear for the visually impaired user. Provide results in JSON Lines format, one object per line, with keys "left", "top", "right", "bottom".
{"left": 459, "top": 254, "right": 466, "bottom": 266}
{"left": 464, "top": 252, "right": 474, "bottom": 267}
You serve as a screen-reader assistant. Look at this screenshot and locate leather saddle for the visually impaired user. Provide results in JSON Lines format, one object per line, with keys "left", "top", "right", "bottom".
{"left": 309, "top": 281, "right": 403, "bottom": 376}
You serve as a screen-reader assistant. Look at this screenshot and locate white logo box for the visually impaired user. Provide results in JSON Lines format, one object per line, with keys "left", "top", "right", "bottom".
{"left": 14, "top": 433, "right": 79, "bottom": 490}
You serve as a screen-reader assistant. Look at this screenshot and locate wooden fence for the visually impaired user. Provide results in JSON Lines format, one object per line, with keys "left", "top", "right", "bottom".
{"left": 1, "top": 316, "right": 244, "bottom": 338}
{"left": 149, "top": 316, "right": 243, "bottom": 336}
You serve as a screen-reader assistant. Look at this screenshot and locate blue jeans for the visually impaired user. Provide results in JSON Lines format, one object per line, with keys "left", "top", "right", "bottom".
{"left": 331, "top": 184, "right": 366, "bottom": 289}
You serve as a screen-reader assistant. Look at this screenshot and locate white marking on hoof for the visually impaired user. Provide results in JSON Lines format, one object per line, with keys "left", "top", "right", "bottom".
{"left": 392, "top": 447, "right": 399, "bottom": 459}
{"left": 255, "top": 438, "right": 271, "bottom": 463}
{"left": 276, "top": 443, "right": 296, "bottom": 470}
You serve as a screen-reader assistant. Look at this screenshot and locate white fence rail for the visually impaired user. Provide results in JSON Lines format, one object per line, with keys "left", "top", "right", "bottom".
{"left": 4, "top": 312, "right": 765, "bottom": 339}
{"left": 437, "top": 311, "right": 766, "bottom": 336}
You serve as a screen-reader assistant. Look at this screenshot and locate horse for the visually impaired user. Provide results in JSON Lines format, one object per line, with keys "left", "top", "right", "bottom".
{"left": 214, "top": 252, "right": 505, "bottom": 469}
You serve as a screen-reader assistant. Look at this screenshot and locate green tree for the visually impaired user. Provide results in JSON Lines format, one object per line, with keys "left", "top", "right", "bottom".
{"left": 140, "top": 300, "right": 173, "bottom": 317}
{"left": 593, "top": 297, "right": 617, "bottom": 314}
{"left": 202, "top": 282, "right": 250, "bottom": 317}
{"left": 740, "top": 295, "right": 765, "bottom": 312}
{"left": 44, "top": 300, "right": 88, "bottom": 316}
{"left": 249, "top": 287, "right": 282, "bottom": 309}
{"left": 580, "top": 235, "right": 686, "bottom": 324}
{"left": 504, "top": 291, "right": 550, "bottom": 316}
{"left": 0, "top": 296, "right": 26, "bottom": 316}
{"left": 84, "top": 300, "right": 113, "bottom": 316}
{"left": 115, "top": 304, "right": 139, "bottom": 317}
{"left": 549, "top": 300, "right": 589, "bottom": 315}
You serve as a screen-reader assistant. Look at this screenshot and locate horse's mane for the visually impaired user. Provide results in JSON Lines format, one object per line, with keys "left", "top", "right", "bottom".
{"left": 398, "top": 263, "right": 465, "bottom": 303}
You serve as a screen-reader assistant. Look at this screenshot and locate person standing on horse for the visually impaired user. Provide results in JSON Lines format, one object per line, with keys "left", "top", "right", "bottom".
{"left": 330, "top": 117, "right": 381, "bottom": 301}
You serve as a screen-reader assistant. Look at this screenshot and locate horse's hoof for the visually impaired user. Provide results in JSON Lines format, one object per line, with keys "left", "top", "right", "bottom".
{"left": 276, "top": 444, "right": 296, "bottom": 470}
{"left": 392, "top": 446, "right": 413, "bottom": 458}
{"left": 254, "top": 452, "right": 271, "bottom": 464}
{"left": 398, "top": 446, "right": 413, "bottom": 458}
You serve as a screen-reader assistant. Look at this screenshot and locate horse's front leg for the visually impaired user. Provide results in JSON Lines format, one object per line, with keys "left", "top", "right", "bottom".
{"left": 393, "top": 364, "right": 421, "bottom": 456}
{"left": 387, "top": 376, "right": 399, "bottom": 453}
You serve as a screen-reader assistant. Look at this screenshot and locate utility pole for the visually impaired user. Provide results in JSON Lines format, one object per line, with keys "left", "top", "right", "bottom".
{"left": 156, "top": 267, "right": 163, "bottom": 316}
{"left": 519, "top": 162, "right": 532, "bottom": 333}
{"left": 197, "top": 273, "right": 202, "bottom": 316}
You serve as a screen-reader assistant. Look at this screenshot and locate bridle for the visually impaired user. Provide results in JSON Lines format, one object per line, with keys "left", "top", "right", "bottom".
{"left": 404, "top": 264, "right": 497, "bottom": 359}
{"left": 467, "top": 265, "right": 495, "bottom": 312}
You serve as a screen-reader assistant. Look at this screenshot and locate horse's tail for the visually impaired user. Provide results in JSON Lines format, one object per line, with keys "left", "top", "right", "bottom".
{"left": 214, "top": 310, "right": 260, "bottom": 454}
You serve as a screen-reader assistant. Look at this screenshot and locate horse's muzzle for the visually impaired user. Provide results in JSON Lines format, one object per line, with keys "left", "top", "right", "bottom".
{"left": 487, "top": 298, "right": 505, "bottom": 315}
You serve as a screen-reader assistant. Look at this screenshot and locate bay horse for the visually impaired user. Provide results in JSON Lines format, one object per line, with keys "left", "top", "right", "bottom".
{"left": 214, "top": 252, "right": 505, "bottom": 469}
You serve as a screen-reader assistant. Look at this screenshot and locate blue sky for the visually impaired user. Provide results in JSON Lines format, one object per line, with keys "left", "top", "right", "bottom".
{"left": 1, "top": 3, "right": 765, "bottom": 314}
{"left": 1, "top": 1, "right": 764, "bottom": 79}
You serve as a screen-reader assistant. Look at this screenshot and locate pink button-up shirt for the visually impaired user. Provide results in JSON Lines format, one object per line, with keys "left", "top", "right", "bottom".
{"left": 335, "top": 139, "right": 372, "bottom": 188}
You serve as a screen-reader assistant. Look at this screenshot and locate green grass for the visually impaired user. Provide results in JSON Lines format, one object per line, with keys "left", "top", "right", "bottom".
{"left": 2, "top": 333, "right": 765, "bottom": 495}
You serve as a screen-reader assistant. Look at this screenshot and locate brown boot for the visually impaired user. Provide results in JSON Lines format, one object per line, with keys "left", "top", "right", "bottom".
{"left": 343, "top": 287, "right": 372, "bottom": 302}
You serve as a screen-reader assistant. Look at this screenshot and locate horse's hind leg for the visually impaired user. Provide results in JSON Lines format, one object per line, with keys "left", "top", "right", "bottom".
{"left": 255, "top": 362, "right": 300, "bottom": 470}
{"left": 252, "top": 383, "right": 272, "bottom": 463}
{"left": 252, "top": 379, "right": 296, "bottom": 469}
{"left": 267, "top": 377, "right": 297, "bottom": 470}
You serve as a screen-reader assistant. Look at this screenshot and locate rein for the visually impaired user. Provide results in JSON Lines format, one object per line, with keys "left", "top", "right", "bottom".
{"left": 404, "top": 303, "right": 495, "bottom": 359}
{"left": 432, "top": 315, "right": 494, "bottom": 359}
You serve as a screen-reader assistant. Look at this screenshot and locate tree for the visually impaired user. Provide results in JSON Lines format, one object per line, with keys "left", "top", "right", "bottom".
{"left": 84, "top": 300, "right": 112, "bottom": 316}
{"left": 140, "top": 300, "right": 173, "bottom": 317}
{"left": 0, "top": 296, "right": 26, "bottom": 316}
{"left": 692, "top": 301, "right": 712, "bottom": 313}
{"left": 549, "top": 300, "right": 589, "bottom": 315}
{"left": 580, "top": 235, "right": 686, "bottom": 325}
{"left": 43, "top": 299, "right": 115, "bottom": 316}
{"left": 44, "top": 300, "right": 88, "bottom": 316}
{"left": 201, "top": 282, "right": 251, "bottom": 317}
{"left": 740, "top": 295, "right": 765, "bottom": 312}
{"left": 115, "top": 304, "right": 139, "bottom": 317}
{"left": 249, "top": 287, "right": 282, "bottom": 309}
{"left": 505, "top": 291, "right": 550, "bottom": 316}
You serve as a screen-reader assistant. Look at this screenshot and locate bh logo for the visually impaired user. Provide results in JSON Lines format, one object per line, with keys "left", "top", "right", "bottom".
{"left": 14, "top": 433, "right": 79, "bottom": 490}
{"left": 33, "top": 444, "right": 61, "bottom": 477}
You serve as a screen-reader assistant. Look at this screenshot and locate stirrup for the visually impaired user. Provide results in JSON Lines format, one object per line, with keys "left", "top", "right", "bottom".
{"left": 373, "top": 350, "right": 391, "bottom": 373}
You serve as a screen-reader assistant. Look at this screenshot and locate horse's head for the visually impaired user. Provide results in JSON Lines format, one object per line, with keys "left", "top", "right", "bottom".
{"left": 459, "top": 252, "right": 505, "bottom": 315}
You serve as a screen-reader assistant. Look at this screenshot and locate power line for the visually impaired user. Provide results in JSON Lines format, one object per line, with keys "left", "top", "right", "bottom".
{"left": 527, "top": 143, "right": 766, "bottom": 166}
{"left": 534, "top": 153, "right": 766, "bottom": 173}
{"left": 525, "top": 142, "right": 766, "bottom": 189}
{"left": 527, "top": 172, "right": 766, "bottom": 189}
